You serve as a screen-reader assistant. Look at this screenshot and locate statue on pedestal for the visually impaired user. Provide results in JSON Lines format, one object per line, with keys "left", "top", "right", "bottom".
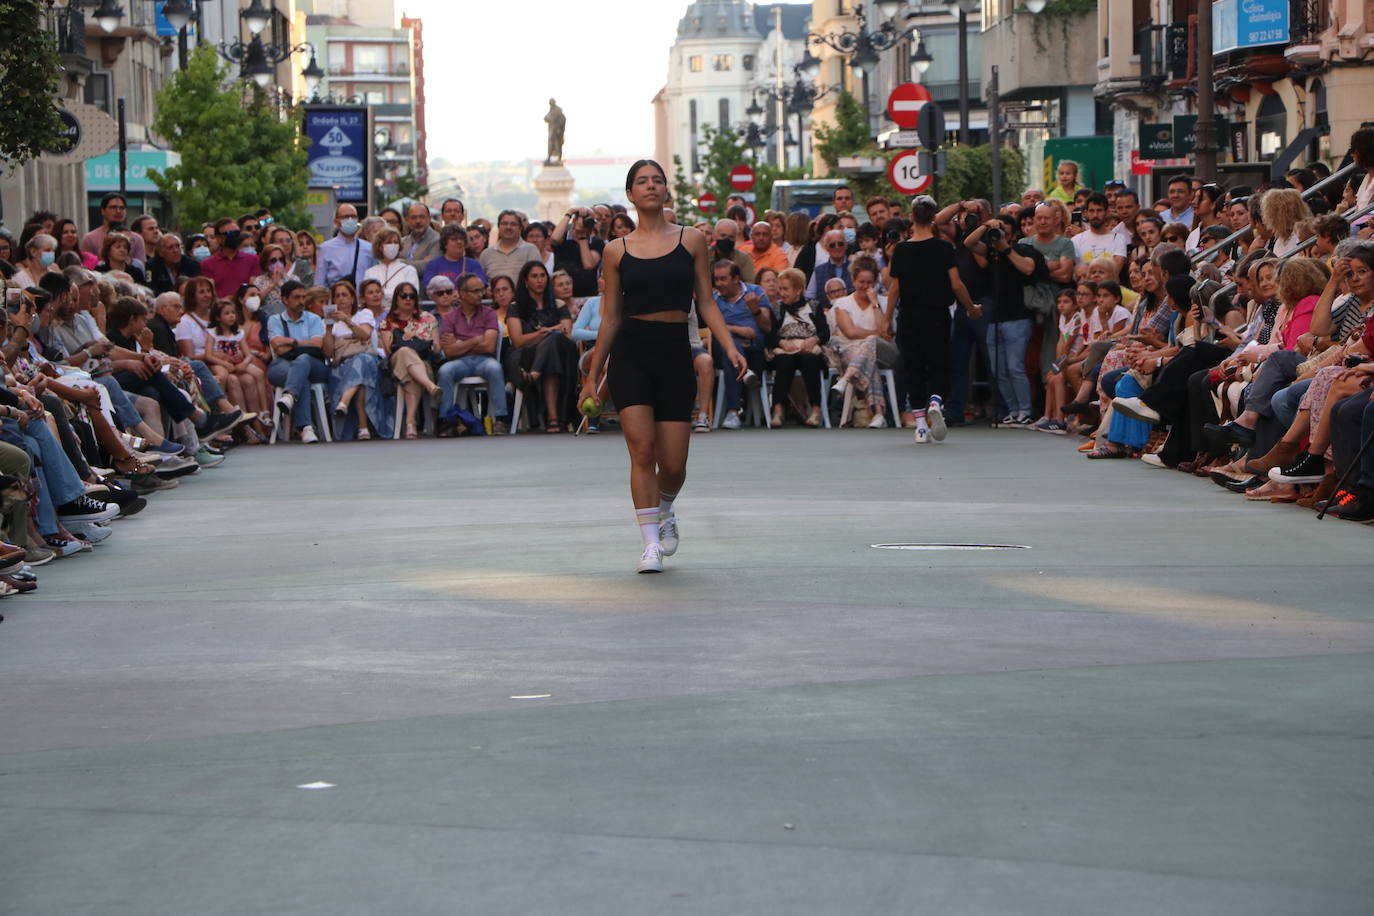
{"left": 544, "top": 98, "right": 565, "bottom": 166}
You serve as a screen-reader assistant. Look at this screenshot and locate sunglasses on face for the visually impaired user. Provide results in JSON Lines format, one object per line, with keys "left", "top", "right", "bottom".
{"left": 396, "top": 293, "right": 417, "bottom": 300}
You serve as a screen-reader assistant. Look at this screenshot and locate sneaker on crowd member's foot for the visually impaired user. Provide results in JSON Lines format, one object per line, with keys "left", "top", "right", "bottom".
{"left": 133, "top": 473, "right": 178, "bottom": 494}
{"left": 927, "top": 398, "right": 947, "bottom": 441}
{"left": 492, "top": 420, "right": 509, "bottom": 436}
{"left": 1029, "top": 416, "right": 1053, "bottom": 432}
{"left": 1332, "top": 486, "right": 1374, "bottom": 523}
{"left": 152, "top": 439, "right": 186, "bottom": 456}
{"left": 636, "top": 543, "right": 664, "bottom": 574}
{"left": 1139, "top": 452, "right": 1167, "bottom": 469}
{"left": 587, "top": 419, "right": 600, "bottom": 435}
{"left": 65, "top": 521, "right": 112, "bottom": 543}
{"left": 1112, "top": 396, "right": 1160, "bottom": 424}
{"left": 300, "top": 425, "right": 320, "bottom": 444}
{"left": 150, "top": 455, "right": 195, "bottom": 475}
{"left": 742, "top": 369, "right": 760, "bottom": 389}
{"left": 24, "top": 546, "right": 55, "bottom": 567}
{"left": 994, "top": 414, "right": 1016, "bottom": 428}
{"left": 44, "top": 536, "right": 91, "bottom": 557}
{"left": 867, "top": 412, "right": 888, "bottom": 429}
{"left": 1013, "top": 413, "right": 1034, "bottom": 428}
{"left": 57, "top": 495, "right": 120, "bottom": 524}
{"left": 114, "top": 495, "right": 147, "bottom": 518}
{"left": 156, "top": 459, "right": 201, "bottom": 479}
{"left": 194, "top": 447, "right": 225, "bottom": 468}
{"left": 1269, "top": 452, "right": 1326, "bottom": 485}
{"left": 276, "top": 392, "right": 295, "bottom": 417}
{"left": 831, "top": 376, "right": 850, "bottom": 399}
{"left": 201, "top": 408, "right": 245, "bottom": 436}
{"left": 913, "top": 426, "right": 930, "bottom": 444}
{"left": 722, "top": 410, "right": 741, "bottom": 430}
{"left": 659, "top": 515, "right": 679, "bottom": 556}
{"left": 1036, "top": 419, "right": 1069, "bottom": 435}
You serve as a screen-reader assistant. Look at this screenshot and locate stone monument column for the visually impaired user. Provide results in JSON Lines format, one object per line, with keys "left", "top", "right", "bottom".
{"left": 534, "top": 98, "right": 575, "bottom": 222}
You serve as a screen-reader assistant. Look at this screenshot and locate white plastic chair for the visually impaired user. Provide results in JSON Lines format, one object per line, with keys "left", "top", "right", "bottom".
{"left": 268, "top": 384, "right": 333, "bottom": 444}
{"left": 829, "top": 368, "right": 902, "bottom": 428}
{"left": 392, "top": 389, "right": 438, "bottom": 439}
{"left": 713, "top": 369, "right": 771, "bottom": 429}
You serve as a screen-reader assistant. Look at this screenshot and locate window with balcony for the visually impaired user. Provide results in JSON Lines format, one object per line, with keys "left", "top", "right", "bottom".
{"left": 354, "top": 45, "right": 388, "bottom": 74}
{"left": 328, "top": 44, "right": 346, "bottom": 73}
{"left": 713, "top": 55, "right": 733, "bottom": 71}
{"left": 919, "top": 30, "right": 981, "bottom": 104}
{"left": 689, "top": 55, "right": 703, "bottom": 72}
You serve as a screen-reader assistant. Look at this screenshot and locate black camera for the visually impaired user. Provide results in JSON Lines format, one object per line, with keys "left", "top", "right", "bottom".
{"left": 1344, "top": 355, "right": 1369, "bottom": 369}
{"left": 984, "top": 226, "right": 1003, "bottom": 244}
{"left": 961, "top": 212, "right": 980, "bottom": 234}
{"left": 581, "top": 216, "right": 597, "bottom": 232}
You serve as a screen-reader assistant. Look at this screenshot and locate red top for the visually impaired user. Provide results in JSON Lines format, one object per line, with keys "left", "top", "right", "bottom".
{"left": 201, "top": 251, "right": 259, "bottom": 299}
{"left": 1281, "top": 294, "right": 1319, "bottom": 350}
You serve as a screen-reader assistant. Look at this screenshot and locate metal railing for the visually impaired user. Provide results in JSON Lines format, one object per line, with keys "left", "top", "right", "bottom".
{"left": 1290, "top": 0, "right": 1328, "bottom": 45}
{"left": 1189, "top": 160, "right": 1363, "bottom": 264}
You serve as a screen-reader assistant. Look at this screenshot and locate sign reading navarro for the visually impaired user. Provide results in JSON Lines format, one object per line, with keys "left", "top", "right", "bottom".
{"left": 304, "top": 106, "right": 369, "bottom": 203}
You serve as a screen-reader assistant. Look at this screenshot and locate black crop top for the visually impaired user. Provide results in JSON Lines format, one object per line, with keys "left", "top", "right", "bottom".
{"left": 619, "top": 228, "right": 695, "bottom": 316}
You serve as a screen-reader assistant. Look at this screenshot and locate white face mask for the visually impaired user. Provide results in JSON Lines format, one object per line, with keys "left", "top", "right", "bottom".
{"left": 382, "top": 243, "right": 400, "bottom": 260}
{"left": 243, "top": 296, "right": 261, "bottom": 313}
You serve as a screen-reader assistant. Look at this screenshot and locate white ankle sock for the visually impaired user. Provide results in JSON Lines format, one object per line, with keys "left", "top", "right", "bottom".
{"left": 637, "top": 508, "right": 661, "bottom": 547}
{"left": 659, "top": 490, "right": 678, "bottom": 518}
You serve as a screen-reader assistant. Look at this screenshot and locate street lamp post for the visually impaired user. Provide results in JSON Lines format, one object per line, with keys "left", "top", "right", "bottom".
{"left": 807, "top": 1, "right": 915, "bottom": 136}
{"left": 948, "top": 0, "right": 980, "bottom": 145}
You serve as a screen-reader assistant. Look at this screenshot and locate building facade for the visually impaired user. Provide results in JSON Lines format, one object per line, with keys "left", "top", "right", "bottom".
{"left": 1096, "top": 0, "right": 1374, "bottom": 191}
{"left": 658, "top": 0, "right": 810, "bottom": 180}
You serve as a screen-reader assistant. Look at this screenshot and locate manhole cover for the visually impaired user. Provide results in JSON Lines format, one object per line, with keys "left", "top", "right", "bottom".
{"left": 870, "top": 543, "right": 1030, "bottom": 551}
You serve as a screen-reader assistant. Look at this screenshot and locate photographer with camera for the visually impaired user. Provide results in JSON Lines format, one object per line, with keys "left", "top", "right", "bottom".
{"left": 551, "top": 207, "right": 606, "bottom": 300}
{"left": 964, "top": 215, "right": 1044, "bottom": 427}
{"left": 935, "top": 200, "right": 995, "bottom": 426}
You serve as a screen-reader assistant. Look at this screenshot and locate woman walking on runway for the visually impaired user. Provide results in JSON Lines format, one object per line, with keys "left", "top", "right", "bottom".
{"left": 581, "top": 160, "right": 747, "bottom": 573}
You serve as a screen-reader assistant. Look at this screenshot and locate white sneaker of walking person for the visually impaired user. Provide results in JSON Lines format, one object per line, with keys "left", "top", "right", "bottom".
{"left": 637, "top": 542, "right": 664, "bottom": 574}
{"left": 659, "top": 514, "right": 679, "bottom": 556}
{"left": 722, "top": 410, "right": 741, "bottom": 430}
{"left": 913, "top": 426, "right": 930, "bottom": 444}
{"left": 926, "top": 396, "right": 947, "bottom": 441}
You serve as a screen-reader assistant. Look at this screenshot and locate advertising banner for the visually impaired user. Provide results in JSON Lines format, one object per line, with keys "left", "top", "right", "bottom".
{"left": 1213, "top": 0, "right": 1289, "bottom": 54}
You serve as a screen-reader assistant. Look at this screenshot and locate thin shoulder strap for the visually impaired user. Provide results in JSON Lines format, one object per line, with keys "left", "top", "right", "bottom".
{"left": 678, "top": 227, "right": 685, "bottom": 244}
{"left": 620, "top": 236, "right": 630, "bottom": 255}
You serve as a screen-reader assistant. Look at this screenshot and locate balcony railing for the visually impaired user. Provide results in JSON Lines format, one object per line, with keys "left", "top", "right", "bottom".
{"left": 1138, "top": 21, "right": 1191, "bottom": 84}
{"left": 1289, "top": 0, "right": 1327, "bottom": 45}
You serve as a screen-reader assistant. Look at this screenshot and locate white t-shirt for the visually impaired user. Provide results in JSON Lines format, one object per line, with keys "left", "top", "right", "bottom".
{"left": 209, "top": 328, "right": 246, "bottom": 360}
{"left": 331, "top": 307, "right": 376, "bottom": 338}
{"left": 1088, "top": 305, "right": 1131, "bottom": 338}
{"left": 1072, "top": 229, "right": 1127, "bottom": 264}
{"left": 174, "top": 312, "right": 213, "bottom": 357}
{"left": 363, "top": 260, "right": 420, "bottom": 308}
{"left": 831, "top": 294, "right": 883, "bottom": 337}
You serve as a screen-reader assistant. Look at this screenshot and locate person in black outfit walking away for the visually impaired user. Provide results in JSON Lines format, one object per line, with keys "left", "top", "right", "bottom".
{"left": 886, "top": 196, "right": 981, "bottom": 443}
{"left": 580, "top": 160, "right": 747, "bottom": 574}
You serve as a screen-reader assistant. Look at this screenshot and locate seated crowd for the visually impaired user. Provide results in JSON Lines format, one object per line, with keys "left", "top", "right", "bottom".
{"left": 0, "top": 128, "right": 1372, "bottom": 606}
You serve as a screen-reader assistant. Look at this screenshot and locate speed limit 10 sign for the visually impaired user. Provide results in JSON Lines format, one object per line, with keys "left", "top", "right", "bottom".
{"left": 888, "top": 150, "right": 932, "bottom": 195}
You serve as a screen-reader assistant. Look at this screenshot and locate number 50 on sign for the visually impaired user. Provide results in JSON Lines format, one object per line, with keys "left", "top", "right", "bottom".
{"left": 888, "top": 150, "right": 932, "bottom": 195}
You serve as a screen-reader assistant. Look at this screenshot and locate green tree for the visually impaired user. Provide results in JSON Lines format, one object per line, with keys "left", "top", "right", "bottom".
{"left": 150, "top": 46, "right": 311, "bottom": 231}
{"left": 697, "top": 124, "right": 750, "bottom": 214}
{"left": 0, "top": 0, "right": 66, "bottom": 170}
{"left": 671, "top": 154, "right": 697, "bottom": 222}
{"left": 393, "top": 171, "right": 428, "bottom": 202}
{"left": 812, "top": 90, "right": 871, "bottom": 171}
{"left": 938, "top": 145, "right": 1027, "bottom": 207}
{"left": 755, "top": 161, "right": 807, "bottom": 214}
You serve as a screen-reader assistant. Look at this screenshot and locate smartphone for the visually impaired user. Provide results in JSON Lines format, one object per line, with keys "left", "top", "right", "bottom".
{"left": 4, "top": 288, "right": 19, "bottom": 312}
{"left": 323, "top": 302, "right": 338, "bottom": 317}
{"left": 1071, "top": 210, "right": 1083, "bottom": 226}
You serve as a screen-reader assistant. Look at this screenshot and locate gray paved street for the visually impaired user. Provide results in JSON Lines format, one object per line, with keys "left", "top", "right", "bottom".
{"left": 2, "top": 427, "right": 1371, "bottom": 915}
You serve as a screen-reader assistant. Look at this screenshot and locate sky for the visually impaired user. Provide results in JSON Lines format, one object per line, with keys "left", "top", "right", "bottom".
{"left": 403, "top": 0, "right": 808, "bottom": 165}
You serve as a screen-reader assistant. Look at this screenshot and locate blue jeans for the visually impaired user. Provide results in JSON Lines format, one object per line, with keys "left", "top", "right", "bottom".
{"left": 986, "top": 319, "right": 1033, "bottom": 416}
{"left": 437, "top": 355, "right": 508, "bottom": 416}
{"left": 190, "top": 359, "right": 225, "bottom": 404}
{"left": 7, "top": 419, "right": 85, "bottom": 536}
{"left": 267, "top": 355, "right": 329, "bottom": 429}
{"left": 96, "top": 375, "right": 145, "bottom": 428}
{"left": 947, "top": 297, "right": 991, "bottom": 421}
{"left": 1270, "top": 378, "right": 1311, "bottom": 430}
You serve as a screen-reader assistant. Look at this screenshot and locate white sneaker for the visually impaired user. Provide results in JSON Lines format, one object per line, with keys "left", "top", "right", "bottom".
{"left": 65, "top": 521, "right": 112, "bottom": 543}
{"left": 866, "top": 412, "right": 888, "bottom": 429}
{"left": 1112, "top": 395, "right": 1161, "bottom": 424}
{"left": 742, "top": 369, "right": 760, "bottom": 389}
{"left": 831, "top": 377, "right": 850, "bottom": 398}
{"left": 913, "top": 426, "right": 930, "bottom": 444}
{"left": 659, "top": 515, "right": 679, "bottom": 556}
{"left": 276, "top": 392, "right": 295, "bottom": 416}
{"left": 637, "top": 543, "right": 664, "bottom": 574}
{"left": 926, "top": 399, "right": 947, "bottom": 441}
{"left": 1140, "top": 452, "right": 1167, "bottom": 469}
{"left": 722, "top": 410, "right": 741, "bottom": 430}
{"left": 300, "top": 425, "right": 319, "bottom": 444}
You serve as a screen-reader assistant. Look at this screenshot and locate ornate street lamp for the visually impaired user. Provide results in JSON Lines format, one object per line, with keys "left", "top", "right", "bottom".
{"left": 93, "top": 0, "right": 124, "bottom": 33}
{"left": 808, "top": 2, "right": 916, "bottom": 133}
{"left": 301, "top": 48, "right": 325, "bottom": 98}
{"left": 240, "top": 0, "right": 271, "bottom": 36}
{"left": 161, "top": 0, "right": 194, "bottom": 32}
{"left": 911, "top": 38, "right": 933, "bottom": 77}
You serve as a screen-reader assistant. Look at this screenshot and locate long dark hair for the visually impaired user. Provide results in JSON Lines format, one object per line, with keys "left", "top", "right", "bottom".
{"left": 386, "top": 281, "right": 421, "bottom": 326}
{"left": 625, "top": 158, "right": 667, "bottom": 191}
{"left": 514, "top": 260, "right": 552, "bottom": 323}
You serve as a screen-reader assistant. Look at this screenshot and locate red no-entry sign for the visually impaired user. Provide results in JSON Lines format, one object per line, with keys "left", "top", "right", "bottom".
{"left": 729, "top": 164, "right": 756, "bottom": 191}
{"left": 887, "top": 82, "right": 932, "bottom": 130}
{"left": 698, "top": 192, "right": 718, "bottom": 212}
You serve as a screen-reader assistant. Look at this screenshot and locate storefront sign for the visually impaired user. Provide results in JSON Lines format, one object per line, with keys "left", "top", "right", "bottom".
{"left": 85, "top": 149, "right": 181, "bottom": 192}
{"left": 1140, "top": 123, "right": 1175, "bottom": 159}
{"left": 43, "top": 101, "right": 118, "bottom": 165}
{"left": 304, "top": 106, "right": 369, "bottom": 203}
{"left": 1213, "top": 0, "right": 1289, "bottom": 54}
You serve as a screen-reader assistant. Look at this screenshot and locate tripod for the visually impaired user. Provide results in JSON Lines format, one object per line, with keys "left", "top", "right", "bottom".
{"left": 1317, "top": 421, "right": 1374, "bottom": 520}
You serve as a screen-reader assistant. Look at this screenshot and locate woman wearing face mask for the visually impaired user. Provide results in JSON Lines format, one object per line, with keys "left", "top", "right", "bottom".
{"left": 187, "top": 234, "right": 213, "bottom": 265}
{"left": 362, "top": 227, "right": 419, "bottom": 312}
{"left": 241, "top": 282, "right": 273, "bottom": 366}
{"left": 249, "top": 243, "right": 292, "bottom": 318}
{"left": 11, "top": 233, "right": 58, "bottom": 289}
